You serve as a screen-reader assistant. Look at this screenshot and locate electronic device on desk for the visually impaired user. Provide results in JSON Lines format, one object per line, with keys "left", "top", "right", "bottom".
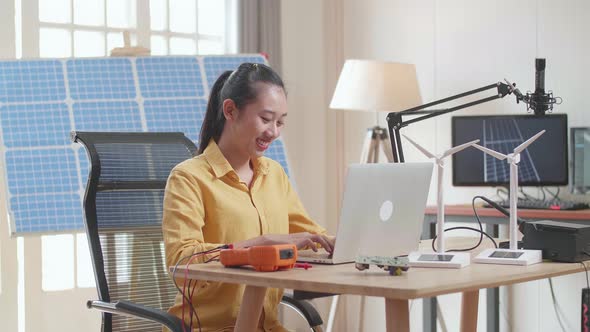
{"left": 452, "top": 114, "right": 568, "bottom": 187}
{"left": 355, "top": 256, "right": 410, "bottom": 276}
{"left": 571, "top": 127, "right": 590, "bottom": 194}
{"left": 220, "top": 244, "right": 297, "bottom": 272}
{"left": 521, "top": 220, "right": 590, "bottom": 262}
{"left": 496, "top": 199, "right": 589, "bottom": 210}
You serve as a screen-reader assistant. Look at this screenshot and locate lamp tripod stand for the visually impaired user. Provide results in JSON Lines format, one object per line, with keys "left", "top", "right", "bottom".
{"left": 359, "top": 126, "right": 394, "bottom": 163}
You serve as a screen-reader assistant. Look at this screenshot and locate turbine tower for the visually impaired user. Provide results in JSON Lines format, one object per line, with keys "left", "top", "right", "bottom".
{"left": 404, "top": 135, "right": 479, "bottom": 268}
{"left": 473, "top": 130, "right": 545, "bottom": 265}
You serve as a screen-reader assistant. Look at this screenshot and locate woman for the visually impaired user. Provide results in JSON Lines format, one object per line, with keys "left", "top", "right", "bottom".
{"left": 163, "top": 62, "right": 334, "bottom": 332}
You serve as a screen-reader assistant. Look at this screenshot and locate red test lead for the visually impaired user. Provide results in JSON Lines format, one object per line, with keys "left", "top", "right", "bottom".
{"left": 294, "top": 263, "right": 312, "bottom": 270}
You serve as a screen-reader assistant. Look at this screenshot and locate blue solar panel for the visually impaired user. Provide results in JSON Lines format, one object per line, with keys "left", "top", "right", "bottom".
{"left": 137, "top": 57, "right": 204, "bottom": 98}
{"left": 266, "top": 140, "right": 290, "bottom": 177}
{"left": 0, "top": 54, "right": 293, "bottom": 234}
{"left": 0, "top": 60, "right": 65, "bottom": 103}
{"left": 143, "top": 98, "right": 206, "bottom": 144}
{"left": 203, "top": 56, "right": 266, "bottom": 90}
{"left": 5, "top": 148, "right": 79, "bottom": 195}
{"left": 73, "top": 101, "right": 142, "bottom": 131}
{"left": 68, "top": 58, "right": 136, "bottom": 100}
{"left": 0, "top": 103, "right": 70, "bottom": 148}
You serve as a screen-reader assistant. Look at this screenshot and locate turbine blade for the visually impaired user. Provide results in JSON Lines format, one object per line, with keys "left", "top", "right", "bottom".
{"left": 513, "top": 130, "right": 546, "bottom": 154}
{"left": 441, "top": 139, "right": 480, "bottom": 158}
{"left": 473, "top": 144, "right": 507, "bottom": 160}
{"left": 402, "top": 134, "right": 436, "bottom": 159}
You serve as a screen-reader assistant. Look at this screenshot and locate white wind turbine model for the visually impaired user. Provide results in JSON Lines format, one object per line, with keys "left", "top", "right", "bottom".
{"left": 404, "top": 135, "right": 479, "bottom": 268}
{"left": 473, "top": 130, "right": 545, "bottom": 266}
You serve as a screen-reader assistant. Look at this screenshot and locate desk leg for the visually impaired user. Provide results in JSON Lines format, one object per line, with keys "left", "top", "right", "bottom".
{"left": 235, "top": 286, "right": 267, "bottom": 332}
{"left": 385, "top": 299, "right": 409, "bottom": 332}
{"left": 460, "top": 290, "right": 479, "bottom": 332}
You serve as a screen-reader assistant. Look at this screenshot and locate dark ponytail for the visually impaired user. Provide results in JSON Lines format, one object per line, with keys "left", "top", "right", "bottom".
{"left": 199, "top": 70, "right": 233, "bottom": 154}
{"left": 198, "top": 63, "right": 285, "bottom": 154}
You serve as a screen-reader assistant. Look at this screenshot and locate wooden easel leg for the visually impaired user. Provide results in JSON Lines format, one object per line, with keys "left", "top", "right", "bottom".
{"left": 360, "top": 129, "right": 374, "bottom": 163}
{"left": 381, "top": 131, "right": 394, "bottom": 162}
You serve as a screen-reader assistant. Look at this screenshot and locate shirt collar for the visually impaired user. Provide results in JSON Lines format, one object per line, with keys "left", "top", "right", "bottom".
{"left": 203, "top": 139, "right": 269, "bottom": 178}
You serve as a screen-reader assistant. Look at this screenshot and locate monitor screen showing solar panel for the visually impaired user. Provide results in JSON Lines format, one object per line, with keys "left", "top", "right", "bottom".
{"left": 452, "top": 114, "right": 568, "bottom": 186}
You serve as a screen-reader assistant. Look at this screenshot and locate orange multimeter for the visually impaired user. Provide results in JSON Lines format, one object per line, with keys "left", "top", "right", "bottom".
{"left": 219, "top": 244, "right": 298, "bottom": 272}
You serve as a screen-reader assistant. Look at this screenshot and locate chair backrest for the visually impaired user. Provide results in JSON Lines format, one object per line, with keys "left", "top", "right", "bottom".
{"left": 72, "top": 131, "right": 197, "bottom": 332}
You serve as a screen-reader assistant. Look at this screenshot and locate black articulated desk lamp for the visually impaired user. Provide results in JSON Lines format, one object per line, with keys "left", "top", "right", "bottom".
{"left": 387, "top": 81, "right": 514, "bottom": 163}
{"left": 386, "top": 58, "right": 560, "bottom": 163}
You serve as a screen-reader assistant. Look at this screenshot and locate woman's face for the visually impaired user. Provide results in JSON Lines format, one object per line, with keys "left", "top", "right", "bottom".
{"left": 228, "top": 83, "right": 288, "bottom": 159}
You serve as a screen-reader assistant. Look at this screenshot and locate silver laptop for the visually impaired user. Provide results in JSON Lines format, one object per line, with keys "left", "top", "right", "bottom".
{"left": 297, "top": 162, "right": 433, "bottom": 264}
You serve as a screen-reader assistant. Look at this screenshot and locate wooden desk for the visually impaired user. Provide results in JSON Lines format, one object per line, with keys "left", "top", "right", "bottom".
{"left": 172, "top": 239, "right": 586, "bottom": 332}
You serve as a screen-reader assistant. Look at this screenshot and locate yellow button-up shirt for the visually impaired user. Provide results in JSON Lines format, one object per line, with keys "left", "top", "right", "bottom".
{"left": 163, "top": 140, "right": 326, "bottom": 332}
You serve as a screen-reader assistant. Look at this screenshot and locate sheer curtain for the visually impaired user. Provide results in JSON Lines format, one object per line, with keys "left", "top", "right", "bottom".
{"left": 238, "top": 0, "right": 282, "bottom": 73}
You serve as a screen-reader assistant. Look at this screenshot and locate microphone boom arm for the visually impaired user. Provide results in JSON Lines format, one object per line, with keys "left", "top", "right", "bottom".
{"left": 386, "top": 81, "right": 515, "bottom": 163}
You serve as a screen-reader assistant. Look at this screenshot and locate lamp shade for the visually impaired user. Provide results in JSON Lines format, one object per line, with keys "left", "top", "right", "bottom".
{"left": 329, "top": 59, "right": 422, "bottom": 112}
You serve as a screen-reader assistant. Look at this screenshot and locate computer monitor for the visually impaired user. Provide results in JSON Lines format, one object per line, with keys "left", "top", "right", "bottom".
{"left": 452, "top": 114, "right": 568, "bottom": 187}
{"left": 571, "top": 127, "right": 590, "bottom": 193}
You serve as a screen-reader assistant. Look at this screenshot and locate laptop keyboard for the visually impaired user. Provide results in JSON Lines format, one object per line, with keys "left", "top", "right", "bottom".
{"left": 298, "top": 250, "right": 333, "bottom": 259}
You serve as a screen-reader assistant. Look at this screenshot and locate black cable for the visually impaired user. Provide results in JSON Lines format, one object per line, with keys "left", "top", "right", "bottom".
{"left": 548, "top": 278, "right": 568, "bottom": 332}
{"left": 544, "top": 187, "right": 560, "bottom": 201}
{"left": 431, "top": 196, "right": 498, "bottom": 252}
{"left": 171, "top": 245, "right": 229, "bottom": 332}
{"left": 519, "top": 187, "right": 536, "bottom": 202}
{"left": 205, "top": 254, "right": 220, "bottom": 263}
{"left": 496, "top": 188, "right": 509, "bottom": 202}
{"left": 478, "top": 195, "right": 532, "bottom": 227}
{"left": 186, "top": 279, "right": 195, "bottom": 329}
{"left": 432, "top": 226, "right": 498, "bottom": 251}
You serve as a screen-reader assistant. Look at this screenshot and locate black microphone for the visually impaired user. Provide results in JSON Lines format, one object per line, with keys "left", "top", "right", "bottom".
{"left": 531, "top": 58, "right": 549, "bottom": 115}
{"left": 526, "top": 58, "right": 560, "bottom": 115}
{"left": 535, "top": 58, "right": 546, "bottom": 94}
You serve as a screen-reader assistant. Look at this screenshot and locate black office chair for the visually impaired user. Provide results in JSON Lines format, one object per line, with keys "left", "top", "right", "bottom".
{"left": 72, "top": 131, "right": 323, "bottom": 332}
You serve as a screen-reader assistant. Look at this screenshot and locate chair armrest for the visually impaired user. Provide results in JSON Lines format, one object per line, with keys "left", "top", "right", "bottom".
{"left": 87, "top": 300, "right": 188, "bottom": 332}
{"left": 281, "top": 293, "right": 323, "bottom": 328}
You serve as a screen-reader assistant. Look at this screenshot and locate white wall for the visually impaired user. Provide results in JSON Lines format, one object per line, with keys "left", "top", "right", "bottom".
{"left": 282, "top": 0, "right": 590, "bottom": 331}
{"left": 339, "top": 1, "right": 588, "bottom": 329}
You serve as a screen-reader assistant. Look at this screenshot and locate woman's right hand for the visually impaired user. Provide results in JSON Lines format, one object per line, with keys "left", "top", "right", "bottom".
{"left": 234, "top": 232, "right": 335, "bottom": 253}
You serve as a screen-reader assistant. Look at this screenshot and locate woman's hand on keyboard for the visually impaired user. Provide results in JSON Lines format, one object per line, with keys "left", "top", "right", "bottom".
{"left": 234, "top": 232, "right": 335, "bottom": 253}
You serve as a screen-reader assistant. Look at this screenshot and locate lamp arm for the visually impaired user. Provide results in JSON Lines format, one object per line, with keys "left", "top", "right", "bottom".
{"left": 387, "top": 81, "right": 514, "bottom": 163}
